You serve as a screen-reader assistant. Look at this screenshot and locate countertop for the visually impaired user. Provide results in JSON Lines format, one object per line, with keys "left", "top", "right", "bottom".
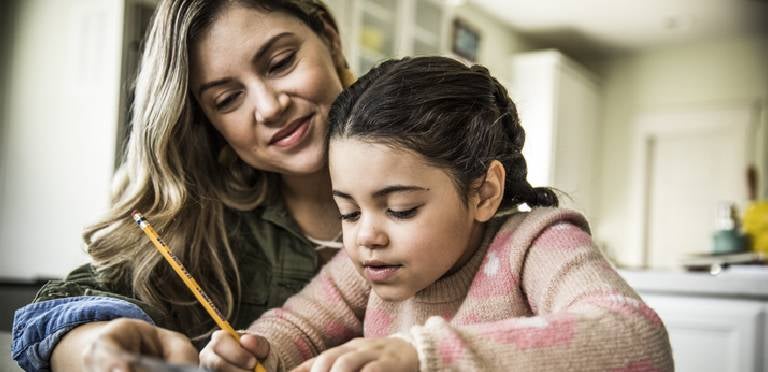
{"left": 619, "top": 269, "right": 768, "bottom": 300}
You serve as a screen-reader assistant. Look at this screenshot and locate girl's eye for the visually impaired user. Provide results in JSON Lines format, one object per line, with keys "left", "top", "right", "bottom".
{"left": 387, "top": 206, "right": 420, "bottom": 220}
{"left": 339, "top": 211, "right": 360, "bottom": 221}
{"left": 214, "top": 91, "right": 242, "bottom": 111}
{"left": 268, "top": 51, "right": 297, "bottom": 74}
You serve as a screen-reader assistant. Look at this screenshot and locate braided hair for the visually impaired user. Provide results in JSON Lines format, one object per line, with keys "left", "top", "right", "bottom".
{"left": 327, "top": 56, "right": 557, "bottom": 210}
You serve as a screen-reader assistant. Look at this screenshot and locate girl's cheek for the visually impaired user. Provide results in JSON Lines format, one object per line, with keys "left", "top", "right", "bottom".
{"left": 343, "top": 238, "right": 357, "bottom": 261}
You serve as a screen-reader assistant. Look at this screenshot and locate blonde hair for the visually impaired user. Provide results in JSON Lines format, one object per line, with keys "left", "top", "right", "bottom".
{"left": 83, "top": 0, "right": 346, "bottom": 336}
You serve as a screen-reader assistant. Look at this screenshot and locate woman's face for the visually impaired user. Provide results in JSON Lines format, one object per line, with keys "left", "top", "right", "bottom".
{"left": 190, "top": 4, "right": 344, "bottom": 175}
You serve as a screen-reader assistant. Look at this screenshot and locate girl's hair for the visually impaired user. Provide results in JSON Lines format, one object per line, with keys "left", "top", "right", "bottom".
{"left": 83, "top": 0, "right": 344, "bottom": 337}
{"left": 328, "top": 56, "right": 558, "bottom": 211}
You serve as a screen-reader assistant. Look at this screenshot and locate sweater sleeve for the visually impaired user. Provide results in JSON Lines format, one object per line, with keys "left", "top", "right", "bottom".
{"left": 247, "top": 250, "right": 370, "bottom": 371}
{"left": 406, "top": 209, "right": 674, "bottom": 372}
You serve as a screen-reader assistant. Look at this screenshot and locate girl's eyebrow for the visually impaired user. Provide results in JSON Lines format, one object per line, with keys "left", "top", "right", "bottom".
{"left": 197, "top": 32, "right": 295, "bottom": 96}
{"left": 332, "top": 185, "right": 429, "bottom": 200}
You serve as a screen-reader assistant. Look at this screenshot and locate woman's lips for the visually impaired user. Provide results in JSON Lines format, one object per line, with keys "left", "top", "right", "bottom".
{"left": 269, "top": 114, "right": 313, "bottom": 148}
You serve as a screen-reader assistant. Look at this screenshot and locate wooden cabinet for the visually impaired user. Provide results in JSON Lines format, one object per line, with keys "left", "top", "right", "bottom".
{"left": 509, "top": 50, "right": 600, "bottom": 219}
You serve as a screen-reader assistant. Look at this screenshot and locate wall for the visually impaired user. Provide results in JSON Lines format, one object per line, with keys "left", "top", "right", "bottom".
{"left": 450, "top": 2, "right": 530, "bottom": 83}
{"left": 0, "top": 1, "right": 17, "bottom": 224}
{"left": 594, "top": 35, "right": 768, "bottom": 267}
{"left": 0, "top": 0, "right": 125, "bottom": 278}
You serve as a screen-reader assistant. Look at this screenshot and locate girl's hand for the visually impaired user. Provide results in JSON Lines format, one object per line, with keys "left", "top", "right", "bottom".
{"left": 291, "top": 337, "right": 418, "bottom": 372}
{"left": 199, "top": 330, "right": 270, "bottom": 372}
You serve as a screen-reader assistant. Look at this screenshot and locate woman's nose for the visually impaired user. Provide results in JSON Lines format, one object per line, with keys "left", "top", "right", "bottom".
{"left": 251, "top": 82, "right": 289, "bottom": 125}
{"left": 356, "top": 216, "right": 388, "bottom": 249}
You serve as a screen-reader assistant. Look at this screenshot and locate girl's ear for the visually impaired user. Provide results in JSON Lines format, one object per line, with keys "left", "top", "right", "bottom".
{"left": 471, "top": 160, "right": 505, "bottom": 222}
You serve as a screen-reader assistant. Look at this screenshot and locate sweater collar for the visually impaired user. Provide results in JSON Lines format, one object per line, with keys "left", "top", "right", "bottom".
{"left": 412, "top": 216, "right": 507, "bottom": 304}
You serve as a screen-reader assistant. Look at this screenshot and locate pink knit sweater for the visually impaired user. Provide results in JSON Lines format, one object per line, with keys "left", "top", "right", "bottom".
{"left": 249, "top": 208, "right": 673, "bottom": 371}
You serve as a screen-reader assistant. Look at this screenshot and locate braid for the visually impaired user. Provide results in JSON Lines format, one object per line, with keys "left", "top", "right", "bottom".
{"left": 486, "top": 72, "right": 559, "bottom": 208}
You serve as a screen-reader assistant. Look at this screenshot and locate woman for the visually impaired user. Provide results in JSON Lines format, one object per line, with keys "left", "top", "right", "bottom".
{"left": 11, "top": 0, "right": 354, "bottom": 370}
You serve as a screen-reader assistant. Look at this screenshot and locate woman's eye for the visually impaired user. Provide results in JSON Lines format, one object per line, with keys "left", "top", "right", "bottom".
{"left": 268, "top": 51, "right": 297, "bottom": 74}
{"left": 387, "top": 206, "right": 420, "bottom": 220}
{"left": 339, "top": 211, "right": 360, "bottom": 221}
{"left": 214, "top": 91, "right": 241, "bottom": 111}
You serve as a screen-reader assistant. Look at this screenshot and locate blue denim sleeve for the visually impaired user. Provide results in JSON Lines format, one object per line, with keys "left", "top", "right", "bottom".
{"left": 11, "top": 296, "right": 155, "bottom": 372}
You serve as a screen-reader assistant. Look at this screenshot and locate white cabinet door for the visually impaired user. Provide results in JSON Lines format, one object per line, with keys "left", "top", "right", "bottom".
{"left": 642, "top": 294, "right": 767, "bottom": 372}
{"left": 510, "top": 50, "right": 599, "bottom": 220}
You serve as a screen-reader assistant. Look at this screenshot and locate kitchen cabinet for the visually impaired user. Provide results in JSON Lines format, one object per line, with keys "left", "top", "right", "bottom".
{"left": 334, "top": 0, "right": 448, "bottom": 75}
{"left": 509, "top": 50, "right": 600, "bottom": 219}
{"left": 622, "top": 270, "right": 768, "bottom": 372}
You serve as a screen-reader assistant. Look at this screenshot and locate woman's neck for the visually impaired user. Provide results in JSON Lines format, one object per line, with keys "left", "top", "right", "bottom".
{"left": 280, "top": 170, "right": 341, "bottom": 241}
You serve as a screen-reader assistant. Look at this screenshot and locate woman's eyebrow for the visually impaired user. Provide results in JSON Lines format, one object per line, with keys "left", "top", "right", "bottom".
{"left": 251, "top": 32, "right": 295, "bottom": 64}
{"left": 197, "top": 32, "right": 295, "bottom": 96}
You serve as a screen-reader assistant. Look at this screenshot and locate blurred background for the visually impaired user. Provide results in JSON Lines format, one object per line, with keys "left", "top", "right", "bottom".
{"left": 1, "top": 0, "right": 767, "bottom": 371}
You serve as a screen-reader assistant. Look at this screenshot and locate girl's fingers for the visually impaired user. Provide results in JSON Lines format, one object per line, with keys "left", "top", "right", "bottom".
{"left": 239, "top": 333, "right": 270, "bottom": 360}
{"left": 304, "top": 346, "right": 353, "bottom": 372}
{"left": 290, "top": 356, "right": 316, "bottom": 372}
{"left": 200, "top": 330, "right": 255, "bottom": 371}
{"left": 360, "top": 360, "right": 389, "bottom": 372}
{"left": 329, "top": 349, "right": 380, "bottom": 372}
{"left": 199, "top": 352, "right": 251, "bottom": 372}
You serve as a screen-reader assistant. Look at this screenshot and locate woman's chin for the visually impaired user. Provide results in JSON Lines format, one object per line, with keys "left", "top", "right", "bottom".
{"left": 281, "top": 158, "right": 327, "bottom": 177}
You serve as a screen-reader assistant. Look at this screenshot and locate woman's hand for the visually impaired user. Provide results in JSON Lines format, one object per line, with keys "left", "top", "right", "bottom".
{"left": 52, "top": 318, "right": 198, "bottom": 371}
{"left": 291, "top": 337, "right": 418, "bottom": 372}
{"left": 199, "top": 330, "right": 270, "bottom": 372}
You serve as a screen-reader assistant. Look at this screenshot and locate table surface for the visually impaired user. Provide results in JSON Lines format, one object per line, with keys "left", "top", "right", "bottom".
{"left": 619, "top": 269, "right": 768, "bottom": 299}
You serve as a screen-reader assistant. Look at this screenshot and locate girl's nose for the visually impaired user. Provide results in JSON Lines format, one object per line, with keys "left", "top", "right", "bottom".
{"left": 252, "top": 82, "right": 289, "bottom": 125}
{"left": 356, "top": 216, "right": 388, "bottom": 249}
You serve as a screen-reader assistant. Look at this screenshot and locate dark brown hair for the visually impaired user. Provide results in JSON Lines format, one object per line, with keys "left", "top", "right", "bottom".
{"left": 328, "top": 56, "right": 558, "bottom": 210}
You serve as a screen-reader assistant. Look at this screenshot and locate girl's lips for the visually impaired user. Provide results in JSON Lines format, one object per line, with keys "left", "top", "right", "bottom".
{"left": 363, "top": 265, "right": 402, "bottom": 282}
{"left": 269, "top": 114, "right": 313, "bottom": 148}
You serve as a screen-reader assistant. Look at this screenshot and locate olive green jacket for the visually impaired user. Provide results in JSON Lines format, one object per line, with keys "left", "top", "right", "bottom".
{"left": 29, "top": 193, "right": 325, "bottom": 332}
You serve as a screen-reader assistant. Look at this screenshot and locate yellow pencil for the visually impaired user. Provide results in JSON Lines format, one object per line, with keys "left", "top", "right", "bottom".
{"left": 132, "top": 211, "right": 266, "bottom": 372}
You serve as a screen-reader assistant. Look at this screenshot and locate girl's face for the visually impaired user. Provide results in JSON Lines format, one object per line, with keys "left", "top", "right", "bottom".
{"left": 190, "top": 4, "right": 343, "bottom": 175}
{"left": 329, "top": 139, "right": 484, "bottom": 301}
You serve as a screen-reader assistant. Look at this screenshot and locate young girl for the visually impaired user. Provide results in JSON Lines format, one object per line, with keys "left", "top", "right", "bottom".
{"left": 200, "top": 56, "right": 673, "bottom": 372}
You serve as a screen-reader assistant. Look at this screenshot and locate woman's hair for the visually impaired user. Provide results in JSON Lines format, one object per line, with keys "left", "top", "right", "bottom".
{"left": 328, "top": 56, "right": 558, "bottom": 211}
{"left": 83, "top": 0, "right": 344, "bottom": 337}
